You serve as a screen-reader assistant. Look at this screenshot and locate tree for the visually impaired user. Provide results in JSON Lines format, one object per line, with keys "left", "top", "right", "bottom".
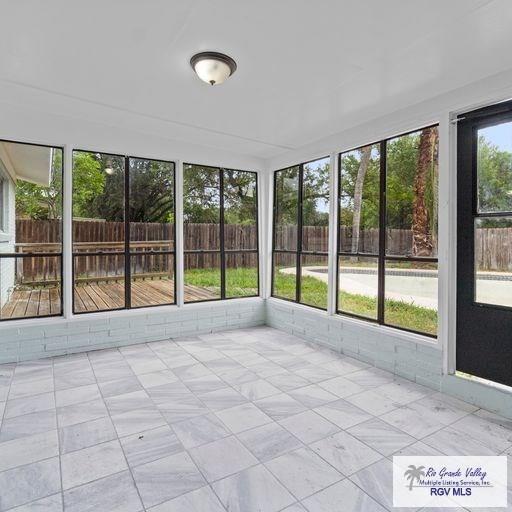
{"left": 15, "top": 149, "right": 63, "bottom": 220}
{"left": 412, "top": 127, "right": 438, "bottom": 256}
{"left": 351, "top": 146, "right": 372, "bottom": 252}
{"left": 72, "top": 152, "right": 105, "bottom": 219}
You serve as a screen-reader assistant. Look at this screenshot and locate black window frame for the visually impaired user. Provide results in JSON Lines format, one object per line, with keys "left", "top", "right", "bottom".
{"left": 72, "top": 150, "right": 177, "bottom": 314}
{"left": 271, "top": 157, "right": 330, "bottom": 311}
{"left": 183, "top": 163, "right": 259, "bottom": 303}
{"left": 336, "top": 124, "right": 439, "bottom": 338}
{"left": 0, "top": 138, "right": 64, "bottom": 322}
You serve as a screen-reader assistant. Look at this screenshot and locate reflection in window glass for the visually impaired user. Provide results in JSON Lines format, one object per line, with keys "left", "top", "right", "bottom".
{"left": 477, "top": 122, "right": 512, "bottom": 214}
{"left": 475, "top": 217, "right": 512, "bottom": 307}
{"left": 300, "top": 254, "right": 328, "bottom": 309}
{"left": 386, "top": 127, "right": 439, "bottom": 257}
{"left": 272, "top": 253, "right": 296, "bottom": 301}
{"left": 339, "top": 145, "right": 380, "bottom": 254}
{"left": 338, "top": 256, "right": 378, "bottom": 319}
{"left": 224, "top": 170, "right": 257, "bottom": 251}
{"left": 0, "top": 141, "right": 63, "bottom": 321}
{"left": 302, "top": 158, "right": 330, "bottom": 252}
{"left": 274, "top": 167, "right": 299, "bottom": 251}
{"left": 384, "top": 260, "right": 438, "bottom": 335}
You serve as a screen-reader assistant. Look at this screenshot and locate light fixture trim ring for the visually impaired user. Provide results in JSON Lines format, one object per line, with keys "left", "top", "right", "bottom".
{"left": 190, "top": 51, "right": 237, "bottom": 84}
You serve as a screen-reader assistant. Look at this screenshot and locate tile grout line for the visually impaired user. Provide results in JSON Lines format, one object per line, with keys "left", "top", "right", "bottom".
{"left": 86, "top": 348, "right": 149, "bottom": 512}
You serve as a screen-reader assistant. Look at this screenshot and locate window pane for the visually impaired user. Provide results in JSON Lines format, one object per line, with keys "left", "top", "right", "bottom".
{"left": 300, "top": 254, "right": 328, "bottom": 309}
{"left": 272, "top": 253, "right": 296, "bottom": 300}
{"left": 72, "top": 151, "right": 125, "bottom": 253}
{"left": 184, "top": 252, "right": 221, "bottom": 302}
{"left": 0, "top": 256, "right": 61, "bottom": 319}
{"left": 225, "top": 252, "right": 258, "bottom": 298}
{"left": 183, "top": 164, "right": 220, "bottom": 251}
{"left": 384, "top": 260, "right": 438, "bottom": 335}
{"left": 475, "top": 217, "right": 512, "bottom": 307}
{"left": 224, "top": 170, "right": 257, "bottom": 251}
{"left": 477, "top": 121, "right": 512, "bottom": 213}
{"left": 73, "top": 254, "right": 125, "bottom": 312}
{"left": 129, "top": 158, "right": 174, "bottom": 252}
{"left": 386, "top": 127, "right": 439, "bottom": 257}
{"left": 0, "top": 142, "right": 63, "bottom": 254}
{"left": 339, "top": 145, "right": 380, "bottom": 254}
{"left": 338, "top": 255, "right": 378, "bottom": 319}
{"left": 302, "top": 158, "right": 330, "bottom": 252}
{"left": 130, "top": 253, "right": 174, "bottom": 307}
{"left": 274, "top": 167, "right": 299, "bottom": 251}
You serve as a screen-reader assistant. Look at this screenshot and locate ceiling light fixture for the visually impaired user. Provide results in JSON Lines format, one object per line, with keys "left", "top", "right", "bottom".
{"left": 190, "top": 51, "right": 237, "bottom": 86}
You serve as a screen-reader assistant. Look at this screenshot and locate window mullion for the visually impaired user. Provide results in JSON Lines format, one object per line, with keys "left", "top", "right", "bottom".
{"left": 219, "top": 168, "right": 226, "bottom": 300}
{"left": 296, "top": 164, "right": 304, "bottom": 303}
{"left": 124, "top": 156, "right": 131, "bottom": 309}
{"left": 377, "top": 140, "right": 387, "bottom": 324}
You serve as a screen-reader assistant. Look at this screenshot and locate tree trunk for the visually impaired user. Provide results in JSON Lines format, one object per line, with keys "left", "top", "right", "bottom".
{"left": 412, "top": 127, "right": 437, "bottom": 256}
{"left": 351, "top": 146, "right": 372, "bottom": 253}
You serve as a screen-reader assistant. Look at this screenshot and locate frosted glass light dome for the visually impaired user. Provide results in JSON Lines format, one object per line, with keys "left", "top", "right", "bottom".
{"left": 190, "top": 52, "right": 237, "bottom": 86}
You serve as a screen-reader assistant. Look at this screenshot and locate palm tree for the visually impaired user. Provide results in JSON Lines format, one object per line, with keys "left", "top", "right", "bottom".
{"left": 412, "top": 127, "right": 438, "bottom": 256}
{"left": 404, "top": 465, "right": 426, "bottom": 490}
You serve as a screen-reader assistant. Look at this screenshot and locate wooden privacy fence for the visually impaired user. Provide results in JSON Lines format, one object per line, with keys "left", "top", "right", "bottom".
{"left": 14, "top": 219, "right": 258, "bottom": 283}
{"left": 11, "top": 220, "right": 512, "bottom": 283}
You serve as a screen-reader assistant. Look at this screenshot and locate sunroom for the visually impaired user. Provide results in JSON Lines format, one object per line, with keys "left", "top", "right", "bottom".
{"left": 0, "top": 1, "right": 511, "bottom": 511}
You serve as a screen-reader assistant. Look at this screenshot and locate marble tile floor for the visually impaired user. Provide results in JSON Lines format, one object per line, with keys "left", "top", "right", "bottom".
{"left": 0, "top": 326, "right": 510, "bottom": 512}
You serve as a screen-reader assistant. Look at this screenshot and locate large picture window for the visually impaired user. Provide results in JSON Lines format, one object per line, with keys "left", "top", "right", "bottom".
{"left": 183, "top": 164, "right": 258, "bottom": 302}
{"left": 337, "top": 125, "right": 439, "bottom": 336}
{"left": 0, "top": 140, "right": 63, "bottom": 320}
{"left": 272, "top": 157, "right": 330, "bottom": 309}
{"left": 72, "top": 151, "right": 175, "bottom": 313}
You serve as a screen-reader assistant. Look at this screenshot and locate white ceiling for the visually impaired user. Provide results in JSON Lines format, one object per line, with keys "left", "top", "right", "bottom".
{"left": 1, "top": 0, "right": 512, "bottom": 160}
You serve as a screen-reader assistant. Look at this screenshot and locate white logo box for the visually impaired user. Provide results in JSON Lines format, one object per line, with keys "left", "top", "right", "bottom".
{"left": 393, "top": 456, "right": 508, "bottom": 508}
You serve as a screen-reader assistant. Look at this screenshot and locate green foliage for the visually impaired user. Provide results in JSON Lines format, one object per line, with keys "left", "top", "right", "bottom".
{"left": 72, "top": 152, "right": 105, "bottom": 218}
{"left": 15, "top": 149, "right": 63, "bottom": 220}
{"left": 477, "top": 134, "right": 512, "bottom": 214}
{"left": 339, "top": 147, "right": 380, "bottom": 229}
{"left": 183, "top": 165, "right": 257, "bottom": 225}
{"left": 275, "top": 161, "right": 330, "bottom": 228}
{"left": 272, "top": 266, "right": 437, "bottom": 335}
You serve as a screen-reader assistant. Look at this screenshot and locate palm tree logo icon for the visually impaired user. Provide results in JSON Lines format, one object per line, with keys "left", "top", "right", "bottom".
{"left": 404, "top": 465, "right": 426, "bottom": 490}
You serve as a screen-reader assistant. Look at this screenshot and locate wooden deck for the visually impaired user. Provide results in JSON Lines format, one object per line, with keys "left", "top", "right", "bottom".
{"left": 0, "top": 279, "right": 217, "bottom": 319}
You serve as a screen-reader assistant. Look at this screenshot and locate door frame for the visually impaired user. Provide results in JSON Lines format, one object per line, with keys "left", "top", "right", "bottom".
{"left": 454, "top": 99, "right": 512, "bottom": 386}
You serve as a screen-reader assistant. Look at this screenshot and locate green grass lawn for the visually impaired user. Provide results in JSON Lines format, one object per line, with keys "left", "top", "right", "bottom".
{"left": 185, "top": 267, "right": 258, "bottom": 298}
{"left": 186, "top": 266, "right": 437, "bottom": 335}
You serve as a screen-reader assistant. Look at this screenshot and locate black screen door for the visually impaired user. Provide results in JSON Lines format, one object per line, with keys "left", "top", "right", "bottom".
{"left": 457, "top": 101, "right": 512, "bottom": 387}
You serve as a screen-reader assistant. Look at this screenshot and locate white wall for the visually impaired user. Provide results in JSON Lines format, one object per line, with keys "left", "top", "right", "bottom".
{"left": 0, "top": 159, "right": 15, "bottom": 306}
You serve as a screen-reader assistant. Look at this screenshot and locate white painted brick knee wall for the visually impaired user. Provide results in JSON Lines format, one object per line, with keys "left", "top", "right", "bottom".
{"left": 265, "top": 299, "right": 443, "bottom": 391}
{"left": 0, "top": 298, "right": 265, "bottom": 364}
